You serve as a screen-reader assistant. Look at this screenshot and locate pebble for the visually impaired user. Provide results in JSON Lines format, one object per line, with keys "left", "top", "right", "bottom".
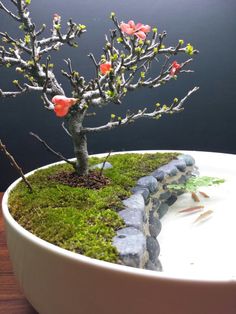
{"left": 165, "top": 195, "right": 177, "bottom": 206}
{"left": 119, "top": 208, "right": 144, "bottom": 231}
{"left": 131, "top": 186, "right": 150, "bottom": 205}
{"left": 150, "top": 169, "right": 165, "bottom": 181}
{"left": 152, "top": 197, "right": 161, "bottom": 211}
{"left": 122, "top": 194, "right": 145, "bottom": 213}
{"left": 90, "top": 161, "right": 113, "bottom": 170}
{"left": 146, "top": 236, "right": 160, "bottom": 264}
{"left": 113, "top": 227, "right": 146, "bottom": 268}
{"left": 136, "top": 176, "right": 159, "bottom": 194}
{"left": 178, "top": 175, "right": 187, "bottom": 184}
{"left": 169, "top": 159, "right": 187, "bottom": 172}
{"left": 149, "top": 213, "right": 162, "bottom": 238}
{"left": 159, "top": 190, "right": 172, "bottom": 201}
{"left": 178, "top": 154, "right": 195, "bottom": 166}
{"left": 158, "top": 203, "right": 169, "bottom": 218}
{"left": 158, "top": 164, "right": 178, "bottom": 177}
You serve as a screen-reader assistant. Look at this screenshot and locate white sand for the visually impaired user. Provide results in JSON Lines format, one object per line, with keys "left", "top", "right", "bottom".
{"left": 158, "top": 151, "right": 236, "bottom": 280}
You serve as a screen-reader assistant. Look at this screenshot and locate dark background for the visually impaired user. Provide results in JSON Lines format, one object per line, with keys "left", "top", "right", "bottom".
{"left": 0, "top": 0, "right": 236, "bottom": 190}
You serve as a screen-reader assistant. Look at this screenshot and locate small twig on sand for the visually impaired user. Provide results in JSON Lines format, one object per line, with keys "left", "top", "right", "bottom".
{"left": 0, "top": 139, "right": 33, "bottom": 192}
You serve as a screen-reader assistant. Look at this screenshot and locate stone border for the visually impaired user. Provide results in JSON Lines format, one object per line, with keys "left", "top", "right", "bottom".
{"left": 112, "top": 154, "right": 196, "bottom": 271}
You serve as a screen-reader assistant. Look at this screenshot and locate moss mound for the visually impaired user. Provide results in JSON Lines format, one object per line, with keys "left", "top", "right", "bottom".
{"left": 8, "top": 152, "right": 178, "bottom": 263}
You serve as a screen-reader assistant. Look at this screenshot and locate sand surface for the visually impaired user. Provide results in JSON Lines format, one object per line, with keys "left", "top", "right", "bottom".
{"left": 158, "top": 151, "right": 236, "bottom": 280}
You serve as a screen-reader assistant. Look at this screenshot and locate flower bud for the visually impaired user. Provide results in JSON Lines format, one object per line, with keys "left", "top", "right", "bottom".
{"left": 152, "top": 27, "right": 158, "bottom": 33}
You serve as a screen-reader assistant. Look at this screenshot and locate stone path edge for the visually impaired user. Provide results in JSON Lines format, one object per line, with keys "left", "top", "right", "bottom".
{"left": 111, "top": 154, "right": 196, "bottom": 271}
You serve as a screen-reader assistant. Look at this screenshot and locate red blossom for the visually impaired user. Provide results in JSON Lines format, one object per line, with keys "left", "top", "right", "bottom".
{"left": 100, "top": 62, "right": 112, "bottom": 75}
{"left": 170, "top": 61, "right": 181, "bottom": 77}
{"left": 120, "top": 20, "right": 151, "bottom": 40}
{"left": 52, "top": 95, "right": 77, "bottom": 117}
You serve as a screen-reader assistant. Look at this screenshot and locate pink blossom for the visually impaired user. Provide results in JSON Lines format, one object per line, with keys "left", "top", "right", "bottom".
{"left": 170, "top": 61, "right": 181, "bottom": 77}
{"left": 53, "top": 13, "right": 61, "bottom": 23}
{"left": 52, "top": 95, "right": 77, "bottom": 117}
{"left": 120, "top": 20, "right": 151, "bottom": 40}
{"left": 100, "top": 62, "right": 112, "bottom": 75}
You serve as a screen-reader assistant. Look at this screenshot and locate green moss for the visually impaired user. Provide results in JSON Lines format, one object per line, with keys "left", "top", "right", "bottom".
{"left": 9, "top": 152, "right": 178, "bottom": 263}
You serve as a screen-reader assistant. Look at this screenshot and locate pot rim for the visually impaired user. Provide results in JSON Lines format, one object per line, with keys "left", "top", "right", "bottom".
{"left": 2, "top": 149, "right": 236, "bottom": 285}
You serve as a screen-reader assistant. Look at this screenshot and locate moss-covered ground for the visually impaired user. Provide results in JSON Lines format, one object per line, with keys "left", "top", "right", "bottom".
{"left": 8, "top": 152, "right": 178, "bottom": 263}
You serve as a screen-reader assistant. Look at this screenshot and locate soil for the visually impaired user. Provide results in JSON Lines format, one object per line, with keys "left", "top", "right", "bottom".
{"left": 49, "top": 170, "right": 111, "bottom": 189}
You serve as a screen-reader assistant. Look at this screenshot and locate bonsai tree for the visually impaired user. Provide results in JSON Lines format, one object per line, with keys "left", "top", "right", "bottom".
{"left": 0, "top": 0, "right": 199, "bottom": 177}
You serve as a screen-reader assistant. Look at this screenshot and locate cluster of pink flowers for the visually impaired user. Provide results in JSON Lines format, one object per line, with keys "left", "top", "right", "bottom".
{"left": 51, "top": 19, "right": 182, "bottom": 118}
{"left": 98, "top": 20, "right": 151, "bottom": 77}
{"left": 120, "top": 20, "right": 151, "bottom": 40}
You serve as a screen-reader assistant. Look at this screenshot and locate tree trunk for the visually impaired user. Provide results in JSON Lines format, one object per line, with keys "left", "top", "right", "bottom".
{"left": 67, "top": 112, "right": 89, "bottom": 176}
{"left": 72, "top": 132, "right": 88, "bottom": 175}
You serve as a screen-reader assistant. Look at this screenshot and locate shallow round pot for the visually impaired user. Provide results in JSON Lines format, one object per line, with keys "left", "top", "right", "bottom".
{"left": 2, "top": 151, "right": 236, "bottom": 314}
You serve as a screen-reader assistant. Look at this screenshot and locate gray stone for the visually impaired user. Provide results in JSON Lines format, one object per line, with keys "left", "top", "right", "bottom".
{"left": 169, "top": 159, "right": 187, "bottom": 172}
{"left": 113, "top": 227, "right": 146, "bottom": 268}
{"left": 119, "top": 208, "right": 144, "bottom": 231}
{"left": 122, "top": 194, "right": 145, "bottom": 213}
{"left": 149, "top": 213, "right": 162, "bottom": 238}
{"left": 90, "top": 161, "right": 113, "bottom": 170}
{"left": 158, "top": 203, "right": 169, "bottom": 218}
{"left": 178, "top": 154, "right": 195, "bottom": 166}
{"left": 136, "top": 176, "right": 159, "bottom": 194}
{"left": 178, "top": 174, "right": 187, "bottom": 184}
{"left": 158, "top": 164, "right": 178, "bottom": 177}
{"left": 145, "top": 259, "right": 163, "bottom": 271}
{"left": 152, "top": 197, "right": 161, "bottom": 211}
{"left": 145, "top": 260, "right": 157, "bottom": 271}
{"left": 159, "top": 190, "right": 172, "bottom": 201}
{"left": 146, "top": 236, "right": 160, "bottom": 264}
{"left": 111, "top": 154, "right": 196, "bottom": 270}
{"left": 166, "top": 195, "right": 177, "bottom": 206}
{"left": 150, "top": 169, "right": 165, "bottom": 181}
{"left": 156, "top": 259, "right": 163, "bottom": 272}
{"left": 131, "top": 186, "right": 150, "bottom": 205}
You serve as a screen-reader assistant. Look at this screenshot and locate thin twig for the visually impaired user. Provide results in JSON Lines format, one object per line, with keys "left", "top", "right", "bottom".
{"left": 0, "top": 1, "right": 21, "bottom": 22}
{"left": 29, "top": 132, "right": 76, "bottom": 169}
{"left": 83, "top": 86, "right": 199, "bottom": 134}
{"left": 0, "top": 139, "right": 33, "bottom": 192}
{"left": 61, "top": 122, "right": 72, "bottom": 137}
{"left": 88, "top": 53, "right": 99, "bottom": 78}
{"left": 99, "top": 151, "right": 112, "bottom": 176}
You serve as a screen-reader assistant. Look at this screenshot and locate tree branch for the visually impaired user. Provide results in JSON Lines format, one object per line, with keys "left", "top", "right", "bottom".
{"left": 29, "top": 132, "right": 76, "bottom": 168}
{"left": 0, "top": 139, "right": 33, "bottom": 192}
{"left": 0, "top": 1, "right": 21, "bottom": 22}
{"left": 83, "top": 86, "right": 199, "bottom": 133}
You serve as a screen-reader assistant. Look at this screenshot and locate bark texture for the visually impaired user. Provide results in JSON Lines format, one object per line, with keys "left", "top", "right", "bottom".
{"left": 67, "top": 112, "right": 88, "bottom": 175}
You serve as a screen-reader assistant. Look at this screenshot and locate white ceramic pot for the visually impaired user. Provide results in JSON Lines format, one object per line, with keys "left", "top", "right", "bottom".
{"left": 2, "top": 151, "right": 236, "bottom": 314}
